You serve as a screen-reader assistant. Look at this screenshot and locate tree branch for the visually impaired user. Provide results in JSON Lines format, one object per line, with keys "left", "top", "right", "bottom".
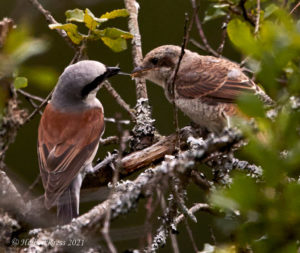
{"left": 27, "top": 0, "right": 78, "bottom": 50}
{"left": 190, "top": 0, "right": 218, "bottom": 56}
{"left": 124, "top": 0, "right": 147, "bottom": 99}
{"left": 103, "top": 81, "right": 136, "bottom": 121}
{"left": 25, "top": 129, "right": 242, "bottom": 252}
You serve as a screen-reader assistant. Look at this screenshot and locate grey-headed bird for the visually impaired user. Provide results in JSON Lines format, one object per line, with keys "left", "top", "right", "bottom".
{"left": 38, "top": 60, "right": 119, "bottom": 224}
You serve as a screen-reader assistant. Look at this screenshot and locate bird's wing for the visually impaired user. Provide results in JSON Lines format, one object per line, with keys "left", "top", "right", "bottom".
{"left": 37, "top": 103, "right": 104, "bottom": 209}
{"left": 175, "top": 57, "right": 257, "bottom": 104}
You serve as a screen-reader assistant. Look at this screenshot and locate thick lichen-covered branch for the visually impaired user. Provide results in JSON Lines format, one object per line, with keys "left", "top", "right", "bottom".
{"left": 124, "top": 0, "right": 156, "bottom": 150}
{"left": 24, "top": 129, "right": 242, "bottom": 252}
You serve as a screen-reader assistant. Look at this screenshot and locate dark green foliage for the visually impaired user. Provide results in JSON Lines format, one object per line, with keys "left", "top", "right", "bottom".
{"left": 208, "top": 1, "right": 300, "bottom": 252}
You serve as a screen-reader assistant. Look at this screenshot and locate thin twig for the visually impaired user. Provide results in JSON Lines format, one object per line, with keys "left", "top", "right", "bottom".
{"left": 170, "top": 12, "right": 195, "bottom": 149}
{"left": 99, "top": 136, "right": 119, "bottom": 146}
{"left": 102, "top": 193, "right": 117, "bottom": 253}
{"left": 17, "top": 89, "right": 44, "bottom": 102}
{"left": 190, "top": 38, "right": 207, "bottom": 51}
{"left": 102, "top": 117, "right": 129, "bottom": 253}
{"left": 23, "top": 89, "right": 53, "bottom": 124}
{"left": 169, "top": 14, "right": 189, "bottom": 150}
{"left": 190, "top": 0, "right": 218, "bottom": 56}
{"left": 150, "top": 202, "right": 215, "bottom": 252}
{"left": 27, "top": 98, "right": 43, "bottom": 115}
{"left": 143, "top": 196, "right": 154, "bottom": 248}
{"left": 209, "top": 226, "right": 217, "bottom": 246}
{"left": 217, "top": 15, "right": 230, "bottom": 56}
{"left": 190, "top": 170, "right": 212, "bottom": 191}
{"left": 174, "top": 203, "right": 212, "bottom": 224}
{"left": 18, "top": 90, "right": 44, "bottom": 115}
{"left": 103, "top": 81, "right": 136, "bottom": 121}
{"left": 159, "top": 191, "right": 180, "bottom": 253}
{"left": 239, "top": 0, "right": 255, "bottom": 26}
{"left": 290, "top": 2, "right": 300, "bottom": 14}
{"left": 104, "top": 117, "right": 130, "bottom": 125}
{"left": 183, "top": 219, "right": 199, "bottom": 252}
{"left": 23, "top": 175, "right": 41, "bottom": 200}
{"left": 254, "top": 0, "right": 261, "bottom": 34}
{"left": 27, "top": 0, "right": 77, "bottom": 50}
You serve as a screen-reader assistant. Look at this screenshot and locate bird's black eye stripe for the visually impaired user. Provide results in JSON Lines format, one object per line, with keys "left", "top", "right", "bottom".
{"left": 81, "top": 67, "right": 120, "bottom": 98}
{"left": 150, "top": 57, "right": 159, "bottom": 65}
{"left": 81, "top": 73, "right": 106, "bottom": 98}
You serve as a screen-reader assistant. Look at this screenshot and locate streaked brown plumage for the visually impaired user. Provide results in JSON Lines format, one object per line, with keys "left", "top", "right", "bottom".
{"left": 132, "top": 45, "right": 273, "bottom": 133}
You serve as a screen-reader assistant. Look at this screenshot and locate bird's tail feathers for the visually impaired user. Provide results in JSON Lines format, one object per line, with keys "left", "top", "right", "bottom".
{"left": 57, "top": 186, "right": 78, "bottom": 225}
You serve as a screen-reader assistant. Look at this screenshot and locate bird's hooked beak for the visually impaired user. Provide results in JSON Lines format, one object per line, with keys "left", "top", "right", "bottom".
{"left": 106, "top": 66, "right": 121, "bottom": 78}
{"left": 131, "top": 65, "right": 153, "bottom": 77}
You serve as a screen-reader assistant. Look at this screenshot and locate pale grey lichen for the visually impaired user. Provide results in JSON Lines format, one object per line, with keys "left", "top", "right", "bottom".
{"left": 130, "top": 98, "right": 156, "bottom": 150}
{"left": 0, "top": 210, "right": 20, "bottom": 245}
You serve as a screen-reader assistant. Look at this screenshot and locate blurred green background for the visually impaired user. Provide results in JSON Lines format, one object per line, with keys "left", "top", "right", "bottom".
{"left": 1, "top": 0, "right": 240, "bottom": 251}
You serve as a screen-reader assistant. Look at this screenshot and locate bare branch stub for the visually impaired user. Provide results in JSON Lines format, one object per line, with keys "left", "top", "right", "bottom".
{"left": 82, "top": 127, "right": 194, "bottom": 189}
{"left": 0, "top": 18, "right": 14, "bottom": 47}
{"left": 17, "top": 89, "right": 44, "bottom": 103}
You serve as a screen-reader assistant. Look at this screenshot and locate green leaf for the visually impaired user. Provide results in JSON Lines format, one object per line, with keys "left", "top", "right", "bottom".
{"left": 210, "top": 190, "right": 239, "bottom": 210}
{"left": 13, "top": 77, "right": 28, "bottom": 89}
{"left": 100, "top": 9, "right": 129, "bottom": 19}
{"left": 49, "top": 23, "right": 83, "bottom": 44}
{"left": 226, "top": 174, "right": 259, "bottom": 211}
{"left": 65, "top": 9, "right": 84, "bottom": 22}
{"left": 101, "top": 37, "right": 127, "bottom": 52}
{"left": 263, "top": 4, "right": 280, "bottom": 19}
{"left": 90, "top": 28, "right": 133, "bottom": 52}
{"left": 227, "top": 19, "right": 259, "bottom": 56}
{"left": 237, "top": 93, "right": 265, "bottom": 117}
{"left": 99, "top": 27, "right": 133, "bottom": 39}
{"left": 12, "top": 39, "right": 49, "bottom": 65}
{"left": 203, "top": 5, "right": 228, "bottom": 23}
{"left": 84, "top": 8, "right": 107, "bottom": 30}
{"left": 4, "top": 24, "right": 49, "bottom": 65}
{"left": 21, "top": 66, "right": 58, "bottom": 90}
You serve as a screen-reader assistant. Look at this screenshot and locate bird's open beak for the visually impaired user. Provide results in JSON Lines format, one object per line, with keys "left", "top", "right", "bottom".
{"left": 106, "top": 66, "right": 121, "bottom": 78}
{"left": 131, "top": 66, "right": 152, "bottom": 77}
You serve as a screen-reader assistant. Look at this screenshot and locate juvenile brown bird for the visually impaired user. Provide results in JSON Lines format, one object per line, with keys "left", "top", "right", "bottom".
{"left": 131, "top": 45, "right": 273, "bottom": 133}
{"left": 38, "top": 60, "right": 120, "bottom": 224}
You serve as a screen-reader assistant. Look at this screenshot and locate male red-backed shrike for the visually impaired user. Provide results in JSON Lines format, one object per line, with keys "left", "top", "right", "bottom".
{"left": 132, "top": 45, "right": 273, "bottom": 133}
{"left": 38, "top": 60, "right": 119, "bottom": 224}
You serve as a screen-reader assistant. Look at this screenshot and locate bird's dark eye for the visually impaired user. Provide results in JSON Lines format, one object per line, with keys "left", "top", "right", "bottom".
{"left": 150, "top": 57, "right": 159, "bottom": 65}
